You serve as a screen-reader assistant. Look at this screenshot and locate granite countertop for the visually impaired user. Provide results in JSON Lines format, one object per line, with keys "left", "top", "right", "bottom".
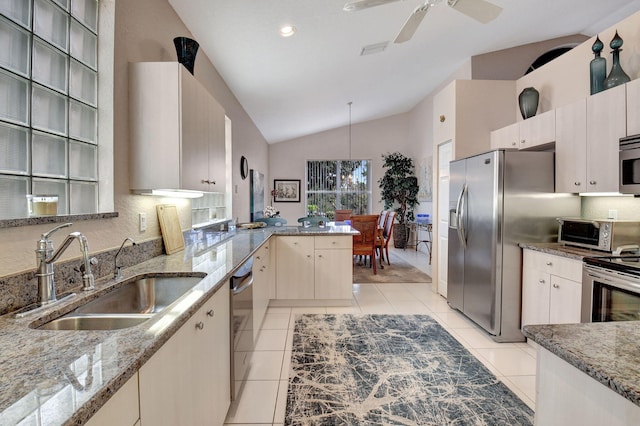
{"left": 0, "top": 225, "right": 355, "bottom": 425}
{"left": 523, "top": 321, "right": 640, "bottom": 408}
{"left": 519, "top": 242, "right": 606, "bottom": 260}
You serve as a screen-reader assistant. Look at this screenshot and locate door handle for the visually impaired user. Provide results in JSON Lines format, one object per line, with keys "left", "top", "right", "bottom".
{"left": 457, "top": 184, "right": 468, "bottom": 248}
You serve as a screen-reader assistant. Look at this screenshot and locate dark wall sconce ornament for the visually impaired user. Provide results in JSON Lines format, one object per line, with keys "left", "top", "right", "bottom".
{"left": 603, "top": 31, "right": 630, "bottom": 90}
{"left": 173, "top": 37, "right": 199, "bottom": 75}
{"left": 590, "top": 36, "right": 606, "bottom": 95}
{"left": 518, "top": 87, "right": 539, "bottom": 120}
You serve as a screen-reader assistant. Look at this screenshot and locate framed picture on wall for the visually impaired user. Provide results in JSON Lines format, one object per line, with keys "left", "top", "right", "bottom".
{"left": 273, "top": 179, "right": 301, "bottom": 203}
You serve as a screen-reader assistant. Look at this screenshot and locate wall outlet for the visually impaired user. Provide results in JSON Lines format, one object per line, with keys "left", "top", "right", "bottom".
{"left": 608, "top": 209, "right": 618, "bottom": 220}
{"left": 139, "top": 212, "right": 147, "bottom": 232}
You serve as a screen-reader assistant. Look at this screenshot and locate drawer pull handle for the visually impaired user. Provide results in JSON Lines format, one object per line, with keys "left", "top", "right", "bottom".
{"left": 195, "top": 321, "right": 205, "bottom": 330}
{"left": 545, "top": 261, "right": 552, "bottom": 266}
{"left": 207, "top": 310, "right": 215, "bottom": 317}
{"left": 553, "top": 284, "right": 560, "bottom": 289}
{"left": 538, "top": 279, "right": 545, "bottom": 284}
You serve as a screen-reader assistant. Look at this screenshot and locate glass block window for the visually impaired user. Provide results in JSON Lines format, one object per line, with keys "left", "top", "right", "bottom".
{"left": 0, "top": 0, "right": 99, "bottom": 219}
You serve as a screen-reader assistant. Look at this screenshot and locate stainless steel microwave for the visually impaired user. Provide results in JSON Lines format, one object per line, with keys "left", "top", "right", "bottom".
{"left": 557, "top": 218, "right": 640, "bottom": 252}
{"left": 620, "top": 134, "right": 640, "bottom": 194}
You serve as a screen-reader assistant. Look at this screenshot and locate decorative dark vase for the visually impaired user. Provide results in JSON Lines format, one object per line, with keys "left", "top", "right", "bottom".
{"left": 604, "top": 31, "right": 630, "bottom": 90}
{"left": 590, "top": 36, "right": 606, "bottom": 95}
{"left": 518, "top": 87, "right": 539, "bottom": 120}
{"left": 173, "top": 37, "right": 199, "bottom": 75}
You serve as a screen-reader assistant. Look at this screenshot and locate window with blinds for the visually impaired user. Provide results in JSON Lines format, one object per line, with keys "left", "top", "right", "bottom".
{"left": 0, "top": 0, "right": 99, "bottom": 220}
{"left": 306, "top": 160, "right": 371, "bottom": 219}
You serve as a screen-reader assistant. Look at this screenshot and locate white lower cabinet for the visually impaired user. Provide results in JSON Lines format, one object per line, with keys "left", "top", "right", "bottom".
{"left": 86, "top": 373, "right": 139, "bottom": 426}
{"left": 275, "top": 236, "right": 352, "bottom": 301}
{"left": 253, "top": 242, "right": 273, "bottom": 340}
{"left": 139, "top": 285, "right": 230, "bottom": 426}
{"left": 521, "top": 249, "right": 582, "bottom": 327}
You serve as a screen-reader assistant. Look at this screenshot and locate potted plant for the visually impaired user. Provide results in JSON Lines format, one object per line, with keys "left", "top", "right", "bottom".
{"left": 378, "top": 152, "right": 419, "bottom": 248}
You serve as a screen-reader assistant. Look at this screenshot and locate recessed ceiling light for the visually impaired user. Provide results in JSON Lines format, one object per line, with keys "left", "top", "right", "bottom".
{"left": 280, "top": 25, "right": 296, "bottom": 37}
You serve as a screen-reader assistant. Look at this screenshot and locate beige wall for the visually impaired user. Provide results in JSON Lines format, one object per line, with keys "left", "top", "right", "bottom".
{"left": 268, "top": 113, "right": 411, "bottom": 223}
{"left": 0, "top": 0, "right": 268, "bottom": 277}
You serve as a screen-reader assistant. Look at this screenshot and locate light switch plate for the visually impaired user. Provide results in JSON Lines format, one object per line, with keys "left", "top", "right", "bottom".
{"left": 139, "top": 212, "right": 147, "bottom": 232}
{"left": 608, "top": 209, "right": 618, "bottom": 220}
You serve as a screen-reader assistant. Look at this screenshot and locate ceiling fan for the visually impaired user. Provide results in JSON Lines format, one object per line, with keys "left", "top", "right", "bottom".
{"left": 344, "top": 0, "right": 503, "bottom": 44}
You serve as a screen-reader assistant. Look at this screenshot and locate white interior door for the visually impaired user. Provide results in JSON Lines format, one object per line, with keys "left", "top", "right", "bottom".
{"left": 437, "top": 141, "right": 452, "bottom": 297}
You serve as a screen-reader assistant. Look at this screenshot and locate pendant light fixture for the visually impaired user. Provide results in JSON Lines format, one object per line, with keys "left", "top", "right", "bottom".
{"left": 348, "top": 101, "right": 353, "bottom": 160}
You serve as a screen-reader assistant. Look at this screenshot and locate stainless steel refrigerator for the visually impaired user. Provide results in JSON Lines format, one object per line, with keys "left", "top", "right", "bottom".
{"left": 447, "top": 149, "right": 580, "bottom": 342}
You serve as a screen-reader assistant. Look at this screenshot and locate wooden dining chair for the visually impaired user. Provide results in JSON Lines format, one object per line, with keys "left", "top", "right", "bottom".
{"left": 351, "top": 214, "right": 379, "bottom": 274}
{"left": 334, "top": 209, "right": 353, "bottom": 221}
{"left": 376, "top": 211, "right": 396, "bottom": 266}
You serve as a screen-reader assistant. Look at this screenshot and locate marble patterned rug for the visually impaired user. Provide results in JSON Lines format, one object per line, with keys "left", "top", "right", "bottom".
{"left": 285, "top": 314, "right": 534, "bottom": 425}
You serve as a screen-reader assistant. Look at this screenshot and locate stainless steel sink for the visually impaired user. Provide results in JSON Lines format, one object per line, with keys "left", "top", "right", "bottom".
{"left": 35, "top": 275, "right": 203, "bottom": 330}
{"left": 74, "top": 276, "right": 203, "bottom": 315}
{"left": 38, "top": 314, "right": 153, "bottom": 330}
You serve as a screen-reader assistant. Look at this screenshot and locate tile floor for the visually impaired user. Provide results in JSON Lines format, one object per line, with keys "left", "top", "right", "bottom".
{"left": 224, "top": 248, "right": 537, "bottom": 425}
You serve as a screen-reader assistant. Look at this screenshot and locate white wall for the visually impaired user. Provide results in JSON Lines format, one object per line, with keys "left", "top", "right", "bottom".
{"left": 269, "top": 113, "right": 411, "bottom": 223}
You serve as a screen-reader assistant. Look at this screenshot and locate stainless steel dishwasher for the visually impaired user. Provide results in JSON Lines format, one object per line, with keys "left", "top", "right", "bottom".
{"left": 230, "top": 257, "right": 254, "bottom": 400}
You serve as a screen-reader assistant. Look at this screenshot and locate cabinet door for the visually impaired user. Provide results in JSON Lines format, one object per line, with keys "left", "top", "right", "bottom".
{"left": 555, "top": 99, "right": 587, "bottom": 193}
{"left": 518, "top": 109, "right": 556, "bottom": 150}
{"left": 627, "top": 79, "right": 640, "bottom": 136}
{"left": 206, "top": 95, "right": 226, "bottom": 193}
{"left": 490, "top": 123, "right": 519, "bottom": 149}
{"left": 194, "top": 286, "right": 230, "bottom": 426}
{"left": 86, "top": 373, "right": 139, "bottom": 426}
{"left": 139, "top": 288, "right": 230, "bottom": 426}
{"left": 253, "top": 244, "right": 270, "bottom": 339}
{"left": 314, "top": 248, "right": 352, "bottom": 299}
{"left": 549, "top": 276, "right": 582, "bottom": 324}
{"left": 521, "top": 267, "right": 551, "bottom": 327}
{"left": 139, "top": 310, "right": 194, "bottom": 425}
{"left": 276, "top": 236, "right": 315, "bottom": 299}
{"left": 586, "top": 84, "right": 626, "bottom": 192}
{"left": 180, "top": 68, "right": 210, "bottom": 191}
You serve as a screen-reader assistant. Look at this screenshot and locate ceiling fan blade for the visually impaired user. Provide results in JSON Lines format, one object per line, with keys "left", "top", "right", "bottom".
{"left": 447, "top": 0, "right": 502, "bottom": 24}
{"left": 343, "top": 0, "right": 403, "bottom": 12}
{"left": 394, "top": 4, "right": 430, "bottom": 44}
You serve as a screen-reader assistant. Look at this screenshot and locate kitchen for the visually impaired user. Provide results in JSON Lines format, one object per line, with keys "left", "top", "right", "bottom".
{"left": 3, "top": 0, "right": 640, "bottom": 425}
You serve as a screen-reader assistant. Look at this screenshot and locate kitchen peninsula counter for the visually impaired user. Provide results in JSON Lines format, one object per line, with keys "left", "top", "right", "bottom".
{"left": 0, "top": 225, "right": 355, "bottom": 425}
{"left": 523, "top": 321, "right": 640, "bottom": 424}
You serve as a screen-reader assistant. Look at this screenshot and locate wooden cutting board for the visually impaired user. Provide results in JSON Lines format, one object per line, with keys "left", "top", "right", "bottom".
{"left": 157, "top": 204, "right": 185, "bottom": 254}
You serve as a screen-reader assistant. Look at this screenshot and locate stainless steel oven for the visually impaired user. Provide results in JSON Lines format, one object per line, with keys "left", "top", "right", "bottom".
{"left": 230, "top": 257, "right": 253, "bottom": 400}
{"left": 582, "top": 257, "right": 640, "bottom": 322}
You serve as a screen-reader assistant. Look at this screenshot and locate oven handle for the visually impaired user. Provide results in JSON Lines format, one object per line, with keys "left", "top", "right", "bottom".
{"left": 584, "top": 265, "right": 640, "bottom": 294}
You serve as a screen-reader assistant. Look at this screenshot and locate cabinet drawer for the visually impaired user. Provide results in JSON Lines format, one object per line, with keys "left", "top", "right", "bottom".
{"left": 314, "top": 236, "right": 352, "bottom": 249}
{"left": 523, "top": 249, "right": 582, "bottom": 281}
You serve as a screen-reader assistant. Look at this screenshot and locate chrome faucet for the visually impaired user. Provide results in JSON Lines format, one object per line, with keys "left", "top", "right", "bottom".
{"left": 36, "top": 223, "right": 96, "bottom": 305}
{"left": 114, "top": 237, "right": 136, "bottom": 280}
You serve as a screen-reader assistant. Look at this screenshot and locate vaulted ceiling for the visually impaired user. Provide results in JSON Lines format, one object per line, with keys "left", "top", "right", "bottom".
{"left": 168, "top": 0, "right": 640, "bottom": 143}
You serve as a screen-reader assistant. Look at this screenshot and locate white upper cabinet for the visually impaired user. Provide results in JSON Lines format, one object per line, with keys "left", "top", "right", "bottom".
{"left": 585, "top": 84, "right": 626, "bottom": 193}
{"left": 490, "top": 110, "right": 556, "bottom": 151}
{"left": 518, "top": 109, "right": 556, "bottom": 150}
{"left": 490, "top": 122, "right": 519, "bottom": 149}
{"left": 555, "top": 84, "right": 626, "bottom": 193}
{"left": 555, "top": 99, "right": 587, "bottom": 193}
{"left": 129, "top": 62, "right": 226, "bottom": 193}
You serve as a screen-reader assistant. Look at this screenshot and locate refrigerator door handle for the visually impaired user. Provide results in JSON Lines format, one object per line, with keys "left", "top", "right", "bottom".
{"left": 457, "top": 184, "right": 468, "bottom": 248}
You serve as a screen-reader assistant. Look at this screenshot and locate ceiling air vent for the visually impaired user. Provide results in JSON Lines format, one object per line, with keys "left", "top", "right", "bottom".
{"left": 360, "top": 41, "right": 389, "bottom": 56}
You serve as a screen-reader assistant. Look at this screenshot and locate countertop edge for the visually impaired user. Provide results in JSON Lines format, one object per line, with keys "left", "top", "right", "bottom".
{"left": 523, "top": 323, "right": 640, "bottom": 407}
